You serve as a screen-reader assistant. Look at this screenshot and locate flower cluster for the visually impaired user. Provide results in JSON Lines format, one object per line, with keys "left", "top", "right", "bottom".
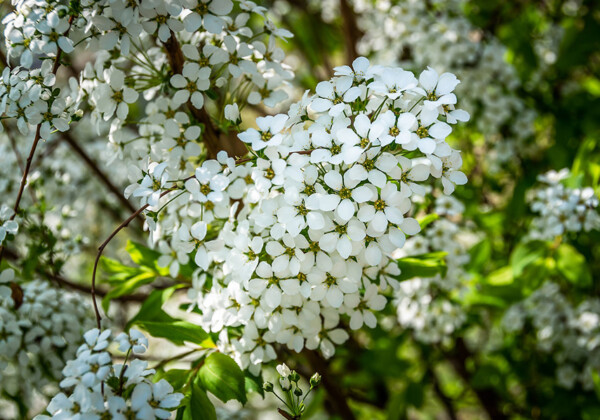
{"left": 35, "top": 328, "right": 183, "bottom": 419}
{"left": 346, "top": 0, "right": 537, "bottom": 167}
{"left": 133, "top": 57, "right": 472, "bottom": 374}
{"left": 528, "top": 169, "right": 600, "bottom": 240}
{"left": 393, "top": 195, "right": 474, "bottom": 343}
{"left": 502, "top": 282, "right": 600, "bottom": 390}
{"left": 263, "top": 363, "right": 321, "bottom": 419}
{"left": 0, "top": 269, "right": 92, "bottom": 411}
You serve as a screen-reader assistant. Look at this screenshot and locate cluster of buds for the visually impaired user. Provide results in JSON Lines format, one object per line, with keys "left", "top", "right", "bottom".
{"left": 263, "top": 363, "right": 321, "bottom": 419}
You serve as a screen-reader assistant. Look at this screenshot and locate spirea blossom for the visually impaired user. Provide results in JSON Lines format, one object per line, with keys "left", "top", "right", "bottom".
{"left": 136, "top": 57, "right": 471, "bottom": 374}
{"left": 502, "top": 283, "right": 600, "bottom": 390}
{"left": 35, "top": 328, "right": 183, "bottom": 420}
{"left": 393, "top": 195, "right": 474, "bottom": 343}
{"left": 528, "top": 168, "right": 600, "bottom": 240}
{"left": 0, "top": 269, "right": 92, "bottom": 408}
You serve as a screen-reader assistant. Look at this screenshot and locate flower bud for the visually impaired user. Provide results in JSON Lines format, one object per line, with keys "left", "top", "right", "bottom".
{"left": 279, "top": 377, "right": 291, "bottom": 391}
{"left": 289, "top": 371, "right": 300, "bottom": 383}
{"left": 276, "top": 363, "right": 291, "bottom": 378}
{"left": 263, "top": 381, "right": 274, "bottom": 392}
{"left": 293, "top": 386, "right": 303, "bottom": 397}
{"left": 310, "top": 372, "right": 321, "bottom": 388}
{"left": 224, "top": 103, "right": 240, "bottom": 123}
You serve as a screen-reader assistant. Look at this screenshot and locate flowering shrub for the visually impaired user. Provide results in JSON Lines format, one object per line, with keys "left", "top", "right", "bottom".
{"left": 34, "top": 328, "right": 183, "bottom": 419}
{"left": 0, "top": 0, "right": 599, "bottom": 419}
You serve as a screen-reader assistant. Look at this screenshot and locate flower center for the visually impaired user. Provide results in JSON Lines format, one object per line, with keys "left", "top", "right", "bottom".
{"left": 389, "top": 126, "right": 399, "bottom": 136}
{"left": 200, "top": 184, "right": 211, "bottom": 195}
{"left": 374, "top": 199, "right": 386, "bottom": 211}
{"left": 265, "top": 168, "right": 275, "bottom": 179}
{"left": 417, "top": 125, "right": 429, "bottom": 139}
{"left": 338, "top": 187, "right": 352, "bottom": 199}
{"left": 261, "top": 131, "right": 272, "bottom": 141}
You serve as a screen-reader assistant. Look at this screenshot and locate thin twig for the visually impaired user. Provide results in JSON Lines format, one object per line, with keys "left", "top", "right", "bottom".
{"left": 1, "top": 247, "right": 151, "bottom": 302}
{"left": 61, "top": 131, "right": 143, "bottom": 225}
{"left": 90, "top": 176, "right": 193, "bottom": 328}
{"left": 0, "top": 14, "right": 75, "bottom": 264}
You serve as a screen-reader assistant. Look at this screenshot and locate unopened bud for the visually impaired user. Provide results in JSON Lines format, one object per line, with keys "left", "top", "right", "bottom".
{"left": 263, "top": 381, "right": 274, "bottom": 392}
{"left": 289, "top": 371, "right": 300, "bottom": 383}
{"left": 310, "top": 372, "right": 321, "bottom": 388}
{"left": 279, "top": 377, "right": 291, "bottom": 391}
{"left": 294, "top": 386, "right": 303, "bottom": 397}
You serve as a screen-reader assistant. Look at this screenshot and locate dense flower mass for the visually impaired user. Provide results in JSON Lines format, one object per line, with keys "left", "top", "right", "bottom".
{"left": 394, "top": 195, "right": 474, "bottom": 343}
{"left": 527, "top": 169, "right": 600, "bottom": 240}
{"left": 347, "top": 0, "right": 538, "bottom": 167}
{"left": 502, "top": 283, "right": 600, "bottom": 390}
{"left": 35, "top": 328, "right": 183, "bottom": 419}
{"left": 141, "top": 57, "right": 472, "bottom": 373}
{"left": 0, "top": 269, "right": 92, "bottom": 406}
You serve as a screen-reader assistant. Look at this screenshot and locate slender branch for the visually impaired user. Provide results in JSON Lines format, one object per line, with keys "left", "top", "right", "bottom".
{"left": 163, "top": 32, "right": 247, "bottom": 159}
{"left": 61, "top": 131, "right": 144, "bottom": 225}
{"left": 90, "top": 176, "right": 193, "bottom": 328}
{"left": 1, "top": 247, "right": 151, "bottom": 302}
{"left": 277, "top": 408, "right": 298, "bottom": 420}
{"left": 0, "top": 14, "right": 75, "bottom": 264}
{"left": 303, "top": 349, "right": 356, "bottom": 420}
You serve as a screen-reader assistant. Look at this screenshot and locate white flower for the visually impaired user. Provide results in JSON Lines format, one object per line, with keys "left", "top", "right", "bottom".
{"left": 170, "top": 63, "right": 211, "bottom": 109}
{"left": 224, "top": 103, "right": 240, "bottom": 123}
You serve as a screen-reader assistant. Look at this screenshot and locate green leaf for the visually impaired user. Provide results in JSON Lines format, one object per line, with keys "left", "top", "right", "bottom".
{"left": 183, "top": 382, "right": 217, "bottom": 420}
{"left": 101, "top": 271, "right": 156, "bottom": 312}
{"left": 199, "top": 352, "right": 247, "bottom": 404}
{"left": 126, "top": 287, "right": 178, "bottom": 329}
{"left": 126, "top": 240, "right": 168, "bottom": 274}
{"left": 510, "top": 240, "right": 548, "bottom": 277}
{"left": 467, "top": 238, "right": 492, "bottom": 272}
{"left": 396, "top": 252, "right": 448, "bottom": 281}
{"left": 244, "top": 371, "right": 264, "bottom": 398}
{"left": 486, "top": 266, "right": 514, "bottom": 286}
{"left": 555, "top": 243, "right": 592, "bottom": 287}
{"left": 405, "top": 381, "right": 424, "bottom": 408}
{"left": 136, "top": 320, "right": 209, "bottom": 346}
{"left": 418, "top": 213, "right": 438, "bottom": 229}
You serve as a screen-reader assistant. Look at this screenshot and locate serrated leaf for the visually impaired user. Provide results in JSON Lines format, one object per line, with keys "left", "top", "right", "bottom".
{"left": 199, "top": 353, "right": 247, "bottom": 404}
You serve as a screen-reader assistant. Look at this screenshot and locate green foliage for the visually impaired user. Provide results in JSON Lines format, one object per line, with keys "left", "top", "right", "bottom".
{"left": 396, "top": 252, "right": 448, "bottom": 281}
{"left": 198, "top": 352, "right": 247, "bottom": 404}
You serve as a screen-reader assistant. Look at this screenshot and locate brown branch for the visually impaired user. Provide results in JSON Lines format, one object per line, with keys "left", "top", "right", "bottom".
{"left": 1, "top": 247, "right": 149, "bottom": 302}
{"left": 61, "top": 131, "right": 144, "bottom": 226}
{"left": 303, "top": 349, "right": 356, "bottom": 420}
{"left": 163, "top": 32, "right": 247, "bottom": 159}
{"left": 277, "top": 408, "right": 298, "bottom": 420}
{"left": 339, "top": 0, "right": 362, "bottom": 65}
{"left": 0, "top": 14, "right": 75, "bottom": 264}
